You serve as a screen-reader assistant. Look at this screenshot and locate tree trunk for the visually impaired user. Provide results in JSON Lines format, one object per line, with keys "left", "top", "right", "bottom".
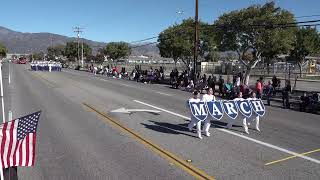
{"left": 267, "top": 63, "right": 270, "bottom": 75}
{"left": 244, "top": 68, "right": 251, "bottom": 86}
{"left": 298, "top": 62, "right": 302, "bottom": 78}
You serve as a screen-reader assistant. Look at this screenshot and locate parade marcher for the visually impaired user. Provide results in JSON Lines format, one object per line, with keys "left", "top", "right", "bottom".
{"left": 48, "top": 62, "right": 52, "bottom": 72}
{"left": 247, "top": 92, "right": 261, "bottom": 132}
{"left": 201, "top": 88, "right": 216, "bottom": 137}
{"left": 30, "top": 61, "right": 61, "bottom": 72}
{"left": 187, "top": 91, "right": 203, "bottom": 139}
{"left": 226, "top": 92, "right": 250, "bottom": 134}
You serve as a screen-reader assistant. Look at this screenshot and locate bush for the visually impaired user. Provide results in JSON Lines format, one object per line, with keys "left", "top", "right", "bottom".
{"left": 75, "top": 65, "right": 81, "bottom": 70}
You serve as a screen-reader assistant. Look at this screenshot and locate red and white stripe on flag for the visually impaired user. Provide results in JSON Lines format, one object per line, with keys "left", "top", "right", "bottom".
{"left": 0, "top": 120, "right": 37, "bottom": 168}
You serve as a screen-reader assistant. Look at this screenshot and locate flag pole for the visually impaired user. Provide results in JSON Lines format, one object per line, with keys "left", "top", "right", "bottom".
{"left": 0, "top": 60, "right": 4, "bottom": 180}
{"left": 0, "top": 61, "right": 5, "bottom": 123}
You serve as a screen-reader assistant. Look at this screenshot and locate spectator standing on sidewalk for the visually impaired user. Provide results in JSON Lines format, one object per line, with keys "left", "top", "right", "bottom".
{"left": 218, "top": 75, "right": 224, "bottom": 97}
{"left": 264, "top": 81, "right": 274, "bottom": 106}
{"left": 300, "top": 92, "right": 309, "bottom": 112}
{"left": 310, "top": 92, "right": 319, "bottom": 113}
{"left": 256, "top": 79, "right": 263, "bottom": 99}
{"left": 282, "top": 80, "right": 291, "bottom": 109}
{"left": 224, "top": 78, "right": 233, "bottom": 99}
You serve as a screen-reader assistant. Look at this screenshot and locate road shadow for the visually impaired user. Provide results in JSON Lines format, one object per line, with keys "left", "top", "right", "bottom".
{"left": 210, "top": 120, "right": 248, "bottom": 134}
{"left": 149, "top": 120, "right": 191, "bottom": 132}
{"left": 211, "top": 120, "right": 242, "bottom": 128}
{"left": 270, "top": 104, "right": 283, "bottom": 108}
{"left": 141, "top": 121, "right": 197, "bottom": 138}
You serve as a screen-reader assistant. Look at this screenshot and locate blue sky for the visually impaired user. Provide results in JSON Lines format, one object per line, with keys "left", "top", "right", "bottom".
{"left": 1, "top": 0, "right": 319, "bottom": 43}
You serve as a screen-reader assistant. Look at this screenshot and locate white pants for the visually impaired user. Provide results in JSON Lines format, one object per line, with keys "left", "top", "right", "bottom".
{"left": 188, "top": 119, "right": 201, "bottom": 136}
{"left": 251, "top": 116, "right": 260, "bottom": 130}
{"left": 226, "top": 117, "right": 247, "bottom": 130}
{"left": 242, "top": 118, "right": 249, "bottom": 132}
{"left": 242, "top": 116, "right": 260, "bottom": 131}
{"left": 203, "top": 118, "right": 211, "bottom": 133}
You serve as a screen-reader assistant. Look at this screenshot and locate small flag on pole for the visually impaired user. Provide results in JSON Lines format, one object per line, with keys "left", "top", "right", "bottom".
{"left": 0, "top": 111, "right": 41, "bottom": 168}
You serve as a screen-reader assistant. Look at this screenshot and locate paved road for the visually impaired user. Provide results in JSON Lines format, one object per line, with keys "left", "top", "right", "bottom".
{"left": 3, "top": 63, "right": 320, "bottom": 179}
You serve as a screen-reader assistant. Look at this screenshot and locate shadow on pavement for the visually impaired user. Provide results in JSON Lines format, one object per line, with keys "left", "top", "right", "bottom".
{"left": 211, "top": 120, "right": 242, "bottom": 128}
{"left": 141, "top": 121, "right": 198, "bottom": 138}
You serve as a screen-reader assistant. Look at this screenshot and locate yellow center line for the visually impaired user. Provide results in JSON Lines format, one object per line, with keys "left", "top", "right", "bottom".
{"left": 83, "top": 103, "right": 215, "bottom": 180}
{"left": 265, "top": 149, "right": 320, "bottom": 166}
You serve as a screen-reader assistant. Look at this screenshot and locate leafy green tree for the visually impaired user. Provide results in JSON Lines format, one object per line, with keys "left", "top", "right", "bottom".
{"left": 86, "top": 53, "right": 105, "bottom": 64}
{"left": 47, "top": 44, "right": 65, "bottom": 60}
{"left": 289, "top": 27, "right": 320, "bottom": 77}
{"left": 95, "top": 53, "right": 105, "bottom": 64}
{"left": 65, "top": 41, "right": 92, "bottom": 61}
{"left": 32, "top": 52, "right": 45, "bottom": 60}
{"left": 157, "top": 18, "right": 213, "bottom": 68}
{"left": 213, "top": 2, "right": 296, "bottom": 84}
{"left": 103, "top": 42, "right": 131, "bottom": 62}
{"left": 0, "top": 43, "right": 7, "bottom": 59}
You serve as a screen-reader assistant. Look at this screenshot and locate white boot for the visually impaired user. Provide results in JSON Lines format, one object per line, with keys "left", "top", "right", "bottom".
{"left": 243, "top": 118, "right": 249, "bottom": 134}
{"left": 197, "top": 131, "right": 203, "bottom": 139}
{"left": 196, "top": 122, "right": 202, "bottom": 139}
{"left": 245, "top": 127, "right": 250, "bottom": 134}
{"left": 255, "top": 116, "right": 260, "bottom": 132}
{"left": 203, "top": 122, "right": 211, "bottom": 137}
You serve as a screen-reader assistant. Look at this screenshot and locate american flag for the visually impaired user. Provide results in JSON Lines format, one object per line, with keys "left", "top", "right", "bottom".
{"left": 0, "top": 111, "right": 41, "bottom": 169}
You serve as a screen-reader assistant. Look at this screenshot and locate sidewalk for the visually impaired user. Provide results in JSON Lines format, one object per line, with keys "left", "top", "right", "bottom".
{"left": 210, "top": 74, "right": 320, "bottom": 92}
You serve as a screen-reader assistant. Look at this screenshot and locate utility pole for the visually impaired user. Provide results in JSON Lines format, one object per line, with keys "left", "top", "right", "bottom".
{"left": 81, "top": 41, "right": 84, "bottom": 68}
{"left": 193, "top": 0, "right": 199, "bottom": 82}
{"left": 73, "top": 27, "right": 83, "bottom": 66}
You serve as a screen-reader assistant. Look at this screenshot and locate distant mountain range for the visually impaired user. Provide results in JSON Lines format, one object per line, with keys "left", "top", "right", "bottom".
{"left": 0, "top": 26, "right": 160, "bottom": 57}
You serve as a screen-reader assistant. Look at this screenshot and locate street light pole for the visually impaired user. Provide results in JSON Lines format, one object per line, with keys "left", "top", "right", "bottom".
{"left": 193, "top": 0, "right": 199, "bottom": 82}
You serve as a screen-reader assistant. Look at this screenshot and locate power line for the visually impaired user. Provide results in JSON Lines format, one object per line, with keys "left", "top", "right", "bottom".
{"left": 129, "top": 23, "right": 320, "bottom": 49}
{"left": 295, "top": 14, "right": 320, "bottom": 19}
{"left": 129, "top": 19, "right": 320, "bottom": 45}
{"left": 130, "top": 36, "right": 158, "bottom": 44}
{"left": 130, "top": 42, "right": 158, "bottom": 49}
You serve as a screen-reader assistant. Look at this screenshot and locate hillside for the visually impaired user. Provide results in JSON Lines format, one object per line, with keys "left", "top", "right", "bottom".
{"left": 0, "top": 26, "right": 159, "bottom": 56}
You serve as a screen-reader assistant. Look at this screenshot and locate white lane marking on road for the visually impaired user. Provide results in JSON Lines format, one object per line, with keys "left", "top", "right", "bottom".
{"left": 96, "top": 77, "right": 136, "bottom": 88}
{"left": 133, "top": 100, "right": 320, "bottom": 165}
{"left": 155, "top": 91, "right": 172, "bottom": 96}
{"left": 98, "top": 78, "right": 110, "bottom": 82}
{"left": 119, "top": 83, "right": 135, "bottom": 88}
